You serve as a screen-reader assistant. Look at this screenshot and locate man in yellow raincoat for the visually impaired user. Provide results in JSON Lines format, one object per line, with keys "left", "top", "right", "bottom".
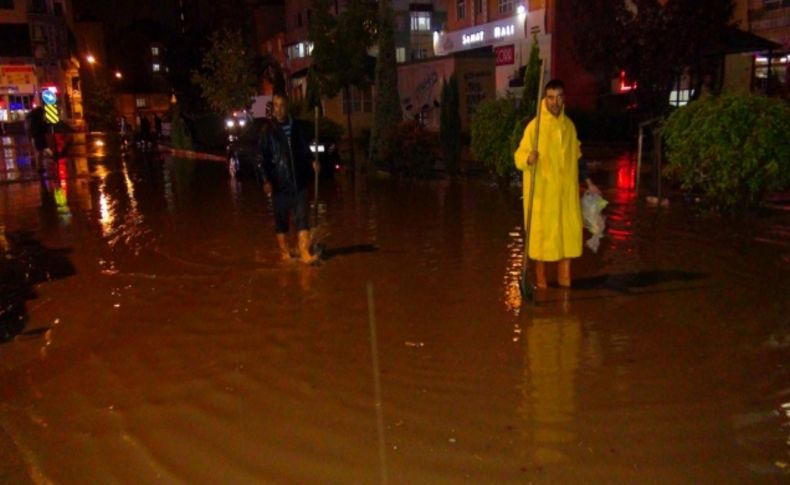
{"left": 514, "top": 79, "right": 599, "bottom": 289}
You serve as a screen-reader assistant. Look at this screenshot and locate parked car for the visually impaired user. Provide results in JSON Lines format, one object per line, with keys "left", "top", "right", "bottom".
{"left": 226, "top": 112, "right": 343, "bottom": 180}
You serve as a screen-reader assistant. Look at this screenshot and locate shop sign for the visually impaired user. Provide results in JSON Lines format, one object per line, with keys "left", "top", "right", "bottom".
{"left": 0, "top": 65, "right": 37, "bottom": 95}
{"left": 495, "top": 45, "right": 515, "bottom": 66}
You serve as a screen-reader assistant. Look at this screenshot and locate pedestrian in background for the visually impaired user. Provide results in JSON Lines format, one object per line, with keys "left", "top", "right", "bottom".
{"left": 154, "top": 114, "right": 162, "bottom": 141}
{"left": 139, "top": 114, "right": 151, "bottom": 149}
{"left": 25, "top": 106, "right": 48, "bottom": 172}
{"left": 514, "top": 79, "right": 600, "bottom": 289}
{"left": 256, "top": 92, "right": 320, "bottom": 264}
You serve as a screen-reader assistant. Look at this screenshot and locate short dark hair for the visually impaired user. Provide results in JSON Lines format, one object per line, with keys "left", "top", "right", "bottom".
{"left": 273, "top": 91, "right": 288, "bottom": 101}
{"left": 544, "top": 79, "right": 565, "bottom": 92}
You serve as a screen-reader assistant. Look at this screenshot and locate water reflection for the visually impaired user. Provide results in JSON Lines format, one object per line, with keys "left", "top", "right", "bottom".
{"left": 95, "top": 159, "right": 150, "bottom": 253}
{"left": 504, "top": 227, "right": 525, "bottom": 315}
{"left": 519, "top": 304, "right": 582, "bottom": 465}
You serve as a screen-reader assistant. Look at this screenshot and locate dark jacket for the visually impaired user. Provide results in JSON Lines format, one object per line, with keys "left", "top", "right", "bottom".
{"left": 256, "top": 117, "right": 313, "bottom": 195}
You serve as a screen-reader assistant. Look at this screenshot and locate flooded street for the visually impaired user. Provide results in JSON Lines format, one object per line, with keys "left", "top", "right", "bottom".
{"left": 1, "top": 136, "right": 789, "bottom": 483}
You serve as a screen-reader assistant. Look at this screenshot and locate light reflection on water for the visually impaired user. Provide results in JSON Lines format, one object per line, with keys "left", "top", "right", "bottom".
{"left": 519, "top": 308, "right": 582, "bottom": 465}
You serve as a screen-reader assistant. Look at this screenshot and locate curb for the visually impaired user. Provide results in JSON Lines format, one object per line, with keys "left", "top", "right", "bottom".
{"left": 160, "top": 145, "right": 226, "bottom": 162}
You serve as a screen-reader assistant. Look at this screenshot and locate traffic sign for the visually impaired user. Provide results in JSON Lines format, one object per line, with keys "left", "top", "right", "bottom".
{"left": 44, "top": 103, "right": 59, "bottom": 124}
{"left": 42, "top": 89, "right": 57, "bottom": 105}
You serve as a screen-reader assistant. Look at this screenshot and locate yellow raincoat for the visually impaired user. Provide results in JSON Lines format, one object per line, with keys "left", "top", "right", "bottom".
{"left": 514, "top": 101, "right": 583, "bottom": 262}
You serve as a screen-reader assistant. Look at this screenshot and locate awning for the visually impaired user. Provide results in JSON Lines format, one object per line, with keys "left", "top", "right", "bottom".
{"left": 703, "top": 27, "right": 782, "bottom": 56}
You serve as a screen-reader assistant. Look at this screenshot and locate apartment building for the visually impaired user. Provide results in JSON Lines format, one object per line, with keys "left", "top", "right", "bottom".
{"left": 748, "top": 0, "right": 789, "bottom": 93}
{"left": 0, "top": 0, "right": 82, "bottom": 125}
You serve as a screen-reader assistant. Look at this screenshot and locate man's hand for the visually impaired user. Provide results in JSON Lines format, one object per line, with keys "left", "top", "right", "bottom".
{"left": 527, "top": 151, "right": 538, "bottom": 165}
{"left": 312, "top": 159, "right": 320, "bottom": 175}
{"left": 263, "top": 182, "right": 272, "bottom": 197}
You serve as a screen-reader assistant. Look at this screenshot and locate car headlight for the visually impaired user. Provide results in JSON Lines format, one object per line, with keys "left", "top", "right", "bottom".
{"left": 239, "top": 119, "right": 246, "bottom": 127}
{"left": 226, "top": 119, "right": 235, "bottom": 128}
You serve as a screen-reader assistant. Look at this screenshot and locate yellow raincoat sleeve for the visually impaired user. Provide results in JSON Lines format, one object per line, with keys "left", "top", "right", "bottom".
{"left": 514, "top": 119, "right": 537, "bottom": 172}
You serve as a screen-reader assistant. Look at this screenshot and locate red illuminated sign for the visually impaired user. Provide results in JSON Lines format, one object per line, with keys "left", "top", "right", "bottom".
{"left": 495, "top": 45, "right": 515, "bottom": 66}
{"left": 618, "top": 70, "right": 637, "bottom": 92}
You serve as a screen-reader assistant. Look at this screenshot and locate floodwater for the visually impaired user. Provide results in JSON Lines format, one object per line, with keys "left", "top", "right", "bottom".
{"left": 1, "top": 136, "right": 789, "bottom": 483}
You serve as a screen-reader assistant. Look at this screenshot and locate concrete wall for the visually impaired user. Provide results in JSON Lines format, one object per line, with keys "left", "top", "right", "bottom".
{"left": 397, "top": 54, "right": 495, "bottom": 133}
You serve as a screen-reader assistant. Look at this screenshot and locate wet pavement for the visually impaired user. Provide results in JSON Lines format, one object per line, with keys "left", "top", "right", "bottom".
{"left": 1, "top": 135, "right": 789, "bottom": 483}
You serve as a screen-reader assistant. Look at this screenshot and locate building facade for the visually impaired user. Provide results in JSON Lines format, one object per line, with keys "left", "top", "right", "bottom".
{"left": 1, "top": 0, "right": 82, "bottom": 126}
{"left": 747, "top": 0, "right": 790, "bottom": 94}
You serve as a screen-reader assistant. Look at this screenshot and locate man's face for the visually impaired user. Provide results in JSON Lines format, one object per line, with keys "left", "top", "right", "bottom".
{"left": 273, "top": 95, "right": 288, "bottom": 122}
{"left": 544, "top": 88, "right": 565, "bottom": 117}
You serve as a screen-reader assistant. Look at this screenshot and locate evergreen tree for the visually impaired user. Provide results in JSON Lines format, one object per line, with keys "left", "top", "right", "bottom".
{"left": 520, "top": 35, "right": 542, "bottom": 120}
{"left": 510, "top": 35, "right": 542, "bottom": 159}
{"left": 439, "top": 74, "right": 461, "bottom": 175}
{"left": 369, "top": 0, "right": 402, "bottom": 171}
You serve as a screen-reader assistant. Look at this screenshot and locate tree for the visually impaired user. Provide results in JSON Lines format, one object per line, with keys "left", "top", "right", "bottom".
{"left": 566, "top": 0, "right": 734, "bottom": 117}
{"left": 82, "top": 75, "right": 118, "bottom": 132}
{"left": 510, "top": 35, "right": 542, "bottom": 164}
{"left": 369, "top": 0, "right": 402, "bottom": 171}
{"left": 440, "top": 74, "right": 461, "bottom": 175}
{"left": 191, "top": 29, "right": 257, "bottom": 114}
{"left": 309, "top": 0, "right": 377, "bottom": 172}
{"left": 519, "top": 35, "right": 542, "bottom": 120}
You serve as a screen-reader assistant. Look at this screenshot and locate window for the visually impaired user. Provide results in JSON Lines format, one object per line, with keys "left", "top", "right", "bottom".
{"left": 297, "top": 12, "right": 303, "bottom": 28}
{"left": 497, "top": 0, "right": 513, "bottom": 13}
{"left": 763, "top": 0, "right": 781, "bottom": 9}
{"left": 411, "top": 48, "right": 428, "bottom": 60}
{"left": 396, "top": 47, "right": 406, "bottom": 63}
{"left": 286, "top": 42, "right": 313, "bottom": 59}
{"left": 0, "top": 0, "right": 15, "bottom": 9}
{"left": 53, "top": 2, "right": 63, "bottom": 16}
{"left": 152, "top": 63, "right": 161, "bottom": 72}
{"left": 457, "top": 0, "right": 465, "bottom": 20}
{"left": 475, "top": 0, "right": 482, "bottom": 15}
{"left": 342, "top": 85, "right": 373, "bottom": 114}
{"left": 31, "top": 25, "right": 44, "bottom": 41}
{"left": 410, "top": 11, "right": 431, "bottom": 31}
{"left": 8, "top": 95, "right": 34, "bottom": 110}
{"left": 31, "top": 0, "right": 46, "bottom": 13}
{"left": 136, "top": 98, "right": 147, "bottom": 108}
{"left": 151, "top": 46, "right": 159, "bottom": 56}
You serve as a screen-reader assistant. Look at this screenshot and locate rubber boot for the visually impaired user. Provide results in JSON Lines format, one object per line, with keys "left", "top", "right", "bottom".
{"left": 558, "top": 258, "right": 571, "bottom": 288}
{"left": 535, "top": 260, "right": 548, "bottom": 289}
{"left": 276, "top": 233, "right": 293, "bottom": 262}
{"left": 298, "top": 230, "right": 318, "bottom": 264}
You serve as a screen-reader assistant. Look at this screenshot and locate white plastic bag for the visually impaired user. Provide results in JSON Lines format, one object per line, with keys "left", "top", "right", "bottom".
{"left": 581, "top": 191, "right": 608, "bottom": 253}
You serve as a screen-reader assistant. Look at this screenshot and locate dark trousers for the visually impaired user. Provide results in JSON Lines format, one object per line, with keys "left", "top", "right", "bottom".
{"left": 272, "top": 189, "right": 309, "bottom": 234}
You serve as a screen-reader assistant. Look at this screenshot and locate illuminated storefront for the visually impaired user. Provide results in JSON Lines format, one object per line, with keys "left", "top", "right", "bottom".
{"left": 0, "top": 65, "right": 38, "bottom": 122}
{"left": 432, "top": 8, "right": 549, "bottom": 96}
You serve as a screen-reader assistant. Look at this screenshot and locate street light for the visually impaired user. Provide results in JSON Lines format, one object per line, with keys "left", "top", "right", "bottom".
{"left": 85, "top": 54, "right": 96, "bottom": 65}
{"left": 114, "top": 71, "right": 122, "bottom": 79}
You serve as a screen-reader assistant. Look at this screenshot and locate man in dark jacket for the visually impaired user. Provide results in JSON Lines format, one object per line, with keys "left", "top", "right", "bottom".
{"left": 26, "top": 106, "right": 49, "bottom": 172}
{"left": 257, "top": 92, "right": 320, "bottom": 263}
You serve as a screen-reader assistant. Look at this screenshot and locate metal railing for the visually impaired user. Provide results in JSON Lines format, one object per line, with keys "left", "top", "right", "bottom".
{"left": 636, "top": 117, "right": 663, "bottom": 196}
